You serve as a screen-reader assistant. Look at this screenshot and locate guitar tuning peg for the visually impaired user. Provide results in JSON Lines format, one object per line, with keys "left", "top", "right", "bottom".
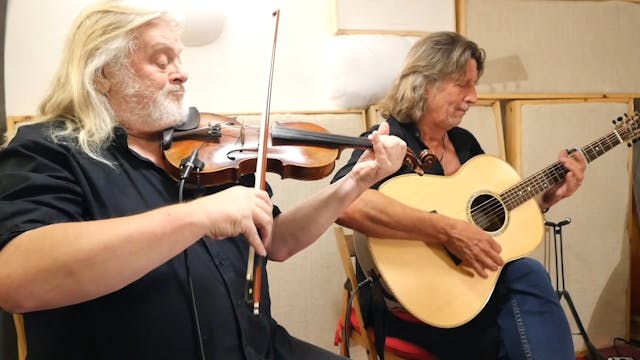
{"left": 612, "top": 119, "right": 617, "bottom": 124}
{"left": 628, "top": 142, "right": 633, "bottom": 148}
{"left": 617, "top": 116, "right": 624, "bottom": 122}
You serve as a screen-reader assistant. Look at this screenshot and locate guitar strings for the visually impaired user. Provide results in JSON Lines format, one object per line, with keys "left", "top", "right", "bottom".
{"left": 471, "top": 151, "right": 587, "bottom": 229}
{"left": 469, "top": 125, "right": 626, "bottom": 230}
{"left": 469, "top": 161, "right": 569, "bottom": 229}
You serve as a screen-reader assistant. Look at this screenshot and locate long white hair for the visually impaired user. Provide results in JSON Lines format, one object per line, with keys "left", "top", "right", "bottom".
{"left": 3, "top": 1, "right": 182, "bottom": 163}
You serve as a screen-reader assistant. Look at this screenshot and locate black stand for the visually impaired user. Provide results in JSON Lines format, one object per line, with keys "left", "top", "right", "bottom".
{"left": 545, "top": 218, "right": 606, "bottom": 360}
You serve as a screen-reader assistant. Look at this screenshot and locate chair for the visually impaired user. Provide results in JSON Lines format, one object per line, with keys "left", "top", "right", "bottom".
{"left": 14, "top": 314, "right": 26, "bottom": 360}
{"left": 333, "top": 226, "right": 437, "bottom": 360}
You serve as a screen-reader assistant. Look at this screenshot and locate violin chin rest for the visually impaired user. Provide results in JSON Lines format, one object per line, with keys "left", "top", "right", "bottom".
{"left": 161, "top": 128, "right": 174, "bottom": 150}
{"left": 162, "top": 107, "right": 200, "bottom": 150}
{"left": 176, "top": 106, "right": 201, "bottom": 131}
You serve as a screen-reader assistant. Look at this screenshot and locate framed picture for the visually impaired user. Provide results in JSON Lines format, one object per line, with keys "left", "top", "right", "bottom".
{"left": 329, "top": 0, "right": 458, "bottom": 36}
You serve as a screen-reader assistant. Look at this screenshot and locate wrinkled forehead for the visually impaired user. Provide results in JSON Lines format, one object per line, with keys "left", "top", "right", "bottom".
{"left": 450, "top": 59, "right": 479, "bottom": 82}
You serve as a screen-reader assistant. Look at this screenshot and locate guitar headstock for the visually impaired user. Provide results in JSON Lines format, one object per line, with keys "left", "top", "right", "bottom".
{"left": 615, "top": 111, "right": 640, "bottom": 144}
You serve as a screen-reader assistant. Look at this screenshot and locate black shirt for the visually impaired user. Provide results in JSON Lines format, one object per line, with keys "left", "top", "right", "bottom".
{"left": 329, "top": 117, "right": 499, "bottom": 358}
{"left": 331, "top": 117, "right": 484, "bottom": 185}
{"left": 0, "top": 121, "right": 284, "bottom": 360}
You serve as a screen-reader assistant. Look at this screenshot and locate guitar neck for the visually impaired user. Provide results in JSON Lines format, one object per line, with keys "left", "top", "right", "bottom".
{"left": 501, "top": 128, "right": 624, "bottom": 210}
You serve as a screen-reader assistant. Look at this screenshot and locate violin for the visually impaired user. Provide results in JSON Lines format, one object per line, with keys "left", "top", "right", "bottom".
{"left": 161, "top": 110, "right": 427, "bottom": 186}
{"left": 164, "top": 9, "right": 426, "bottom": 317}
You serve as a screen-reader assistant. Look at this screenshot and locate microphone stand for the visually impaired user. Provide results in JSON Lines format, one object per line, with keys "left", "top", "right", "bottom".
{"left": 545, "top": 218, "right": 605, "bottom": 360}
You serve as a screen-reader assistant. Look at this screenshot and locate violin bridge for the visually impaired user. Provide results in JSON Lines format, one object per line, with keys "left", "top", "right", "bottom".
{"left": 240, "top": 119, "right": 246, "bottom": 146}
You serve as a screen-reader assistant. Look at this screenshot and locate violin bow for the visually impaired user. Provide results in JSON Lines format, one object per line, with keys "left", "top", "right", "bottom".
{"left": 245, "top": 8, "right": 280, "bottom": 316}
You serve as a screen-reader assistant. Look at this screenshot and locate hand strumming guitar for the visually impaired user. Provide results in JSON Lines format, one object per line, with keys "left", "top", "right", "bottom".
{"left": 440, "top": 214, "right": 504, "bottom": 278}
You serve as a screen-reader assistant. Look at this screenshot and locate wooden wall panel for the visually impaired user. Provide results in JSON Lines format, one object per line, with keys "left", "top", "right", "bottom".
{"left": 5, "top": 115, "right": 33, "bottom": 135}
{"left": 466, "top": 0, "right": 640, "bottom": 95}
{"left": 505, "top": 98, "right": 633, "bottom": 352}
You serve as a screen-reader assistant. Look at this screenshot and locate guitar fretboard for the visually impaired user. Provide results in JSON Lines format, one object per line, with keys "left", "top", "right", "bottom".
{"left": 500, "top": 128, "right": 624, "bottom": 210}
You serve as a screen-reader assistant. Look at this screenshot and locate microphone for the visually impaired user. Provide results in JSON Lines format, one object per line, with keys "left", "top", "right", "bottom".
{"left": 180, "top": 148, "right": 204, "bottom": 180}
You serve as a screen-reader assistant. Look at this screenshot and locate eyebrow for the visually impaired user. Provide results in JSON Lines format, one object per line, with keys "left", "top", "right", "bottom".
{"left": 147, "top": 40, "right": 182, "bottom": 54}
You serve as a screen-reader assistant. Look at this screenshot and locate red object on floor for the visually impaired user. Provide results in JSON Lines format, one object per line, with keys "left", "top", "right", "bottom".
{"left": 334, "top": 307, "right": 438, "bottom": 360}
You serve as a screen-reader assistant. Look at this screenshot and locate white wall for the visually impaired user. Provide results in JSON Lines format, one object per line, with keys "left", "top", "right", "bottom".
{"left": 5, "top": 0, "right": 339, "bottom": 116}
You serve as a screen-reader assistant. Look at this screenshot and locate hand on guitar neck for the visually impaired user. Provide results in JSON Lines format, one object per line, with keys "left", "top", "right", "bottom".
{"left": 537, "top": 148, "right": 587, "bottom": 211}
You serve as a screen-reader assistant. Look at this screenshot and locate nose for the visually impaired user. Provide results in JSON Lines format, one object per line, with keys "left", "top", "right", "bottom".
{"left": 170, "top": 63, "right": 188, "bottom": 84}
{"left": 465, "top": 85, "right": 478, "bottom": 104}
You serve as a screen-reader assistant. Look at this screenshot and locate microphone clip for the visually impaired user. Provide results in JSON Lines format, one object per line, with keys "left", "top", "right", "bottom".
{"left": 180, "top": 148, "right": 204, "bottom": 180}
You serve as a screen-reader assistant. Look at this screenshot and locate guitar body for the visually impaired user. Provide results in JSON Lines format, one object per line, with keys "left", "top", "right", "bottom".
{"left": 368, "top": 154, "right": 545, "bottom": 328}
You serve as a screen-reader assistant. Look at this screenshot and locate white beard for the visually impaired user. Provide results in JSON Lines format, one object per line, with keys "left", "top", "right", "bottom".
{"left": 116, "top": 68, "right": 189, "bottom": 132}
{"left": 147, "top": 85, "right": 189, "bottom": 129}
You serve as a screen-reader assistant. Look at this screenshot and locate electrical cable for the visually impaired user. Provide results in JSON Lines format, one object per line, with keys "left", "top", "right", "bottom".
{"left": 178, "top": 148, "right": 206, "bottom": 360}
{"left": 613, "top": 337, "right": 640, "bottom": 358}
{"left": 183, "top": 247, "right": 206, "bottom": 360}
{"left": 343, "top": 276, "right": 373, "bottom": 358}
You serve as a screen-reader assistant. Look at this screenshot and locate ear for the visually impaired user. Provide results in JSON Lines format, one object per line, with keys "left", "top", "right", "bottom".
{"left": 95, "top": 68, "right": 111, "bottom": 95}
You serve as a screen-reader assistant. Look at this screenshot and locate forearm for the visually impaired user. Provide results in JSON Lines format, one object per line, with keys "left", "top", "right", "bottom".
{"left": 0, "top": 202, "right": 207, "bottom": 313}
{"left": 268, "top": 124, "right": 407, "bottom": 260}
{"left": 268, "top": 173, "right": 370, "bottom": 261}
{"left": 336, "top": 189, "right": 450, "bottom": 244}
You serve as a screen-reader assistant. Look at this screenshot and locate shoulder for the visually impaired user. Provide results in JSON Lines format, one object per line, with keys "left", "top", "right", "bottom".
{"left": 1, "top": 120, "right": 90, "bottom": 175}
{"left": 384, "top": 117, "right": 414, "bottom": 138}
{"left": 449, "top": 126, "right": 477, "bottom": 141}
{"left": 449, "top": 126, "right": 485, "bottom": 159}
{"left": 7, "top": 120, "right": 77, "bottom": 149}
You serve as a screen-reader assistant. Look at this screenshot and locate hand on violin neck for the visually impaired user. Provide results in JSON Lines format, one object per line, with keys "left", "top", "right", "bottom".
{"left": 350, "top": 121, "right": 407, "bottom": 188}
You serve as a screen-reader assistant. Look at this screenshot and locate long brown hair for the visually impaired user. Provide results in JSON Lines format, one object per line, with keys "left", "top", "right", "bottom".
{"left": 378, "top": 31, "right": 485, "bottom": 124}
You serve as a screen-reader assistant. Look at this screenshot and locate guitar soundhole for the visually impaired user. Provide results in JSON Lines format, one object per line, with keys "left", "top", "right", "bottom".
{"left": 470, "top": 194, "right": 506, "bottom": 233}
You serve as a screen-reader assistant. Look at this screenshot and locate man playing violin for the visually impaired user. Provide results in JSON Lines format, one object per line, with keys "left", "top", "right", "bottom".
{"left": 332, "top": 31, "right": 587, "bottom": 359}
{"left": 0, "top": 1, "right": 406, "bottom": 359}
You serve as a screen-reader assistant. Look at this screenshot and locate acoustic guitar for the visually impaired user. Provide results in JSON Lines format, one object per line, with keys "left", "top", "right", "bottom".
{"left": 365, "top": 112, "right": 640, "bottom": 328}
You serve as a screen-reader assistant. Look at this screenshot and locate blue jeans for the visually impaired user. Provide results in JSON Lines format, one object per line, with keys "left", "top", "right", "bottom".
{"left": 383, "top": 258, "right": 574, "bottom": 359}
{"left": 497, "top": 258, "right": 574, "bottom": 360}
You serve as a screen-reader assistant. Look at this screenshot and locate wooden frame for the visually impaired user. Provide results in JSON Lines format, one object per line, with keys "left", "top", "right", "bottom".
{"left": 504, "top": 97, "right": 634, "bottom": 173}
{"left": 505, "top": 97, "right": 634, "bottom": 353}
{"left": 328, "top": 0, "right": 457, "bottom": 36}
{"left": 334, "top": 226, "right": 378, "bottom": 360}
{"left": 5, "top": 115, "right": 34, "bottom": 134}
{"left": 13, "top": 314, "right": 25, "bottom": 360}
